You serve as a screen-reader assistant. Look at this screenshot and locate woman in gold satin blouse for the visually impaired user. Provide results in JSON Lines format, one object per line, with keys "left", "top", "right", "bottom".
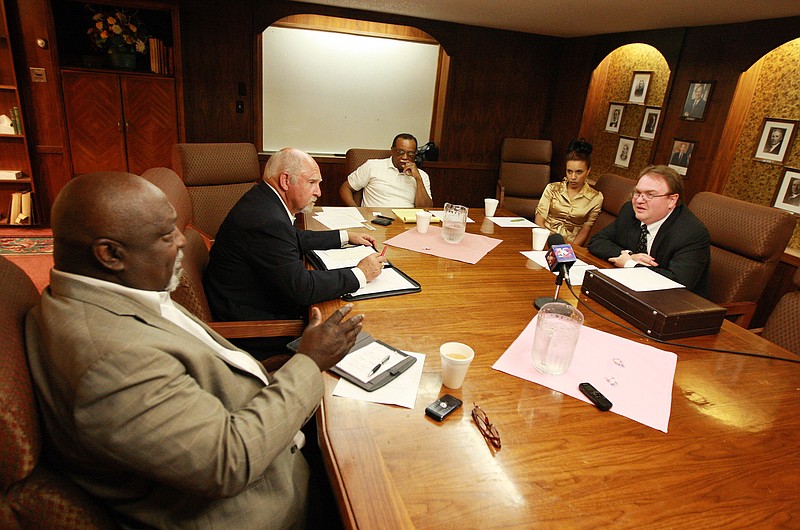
{"left": 534, "top": 139, "right": 603, "bottom": 246}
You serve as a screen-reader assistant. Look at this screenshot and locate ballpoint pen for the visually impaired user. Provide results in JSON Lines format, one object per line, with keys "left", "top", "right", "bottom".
{"left": 368, "top": 354, "right": 391, "bottom": 377}
{"left": 510, "top": 218, "right": 525, "bottom": 222}
{"left": 380, "top": 244, "right": 388, "bottom": 257}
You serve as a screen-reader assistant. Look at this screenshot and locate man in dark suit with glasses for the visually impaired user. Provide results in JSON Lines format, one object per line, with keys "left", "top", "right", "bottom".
{"left": 588, "top": 165, "right": 710, "bottom": 296}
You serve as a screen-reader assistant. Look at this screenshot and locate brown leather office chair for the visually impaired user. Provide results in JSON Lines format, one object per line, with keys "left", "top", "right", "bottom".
{"left": 171, "top": 143, "right": 261, "bottom": 239}
{"left": 0, "top": 256, "right": 116, "bottom": 529}
{"left": 141, "top": 168, "right": 304, "bottom": 371}
{"left": 688, "top": 192, "right": 796, "bottom": 328}
{"left": 586, "top": 173, "right": 636, "bottom": 243}
{"left": 344, "top": 148, "right": 392, "bottom": 206}
{"left": 760, "top": 268, "right": 800, "bottom": 356}
{"left": 496, "top": 138, "right": 552, "bottom": 219}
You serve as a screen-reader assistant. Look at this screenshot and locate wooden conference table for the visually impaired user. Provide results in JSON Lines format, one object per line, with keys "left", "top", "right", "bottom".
{"left": 306, "top": 208, "right": 800, "bottom": 529}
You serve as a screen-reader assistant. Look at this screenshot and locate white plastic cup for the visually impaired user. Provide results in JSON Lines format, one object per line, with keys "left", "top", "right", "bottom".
{"left": 484, "top": 198, "right": 499, "bottom": 217}
{"left": 440, "top": 342, "right": 475, "bottom": 389}
{"left": 531, "top": 302, "right": 583, "bottom": 375}
{"left": 416, "top": 211, "right": 432, "bottom": 233}
{"left": 532, "top": 228, "right": 550, "bottom": 251}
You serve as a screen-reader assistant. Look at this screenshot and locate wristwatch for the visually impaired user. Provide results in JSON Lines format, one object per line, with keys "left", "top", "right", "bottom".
{"left": 621, "top": 250, "right": 633, "bottom": 255}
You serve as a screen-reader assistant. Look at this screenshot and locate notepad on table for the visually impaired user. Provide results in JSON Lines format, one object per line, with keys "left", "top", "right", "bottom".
{"left": 305, "top": 247, "right": 421, "bottom": 301}
{"left": 391, "top": 209, "right": 441, "bottom": 223}
{"left": 288, "top": 332, "right": 416, "bottom": 391}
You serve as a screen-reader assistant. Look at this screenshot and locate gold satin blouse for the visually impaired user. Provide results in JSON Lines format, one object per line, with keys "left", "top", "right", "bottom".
{"left": 535, "top": 181, "right": 603, "bottom": 242}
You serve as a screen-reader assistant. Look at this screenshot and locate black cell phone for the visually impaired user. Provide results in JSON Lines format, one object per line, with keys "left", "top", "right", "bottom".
{"left": 371, "top": 217, "right": 392, "bottom": 226}
{"left": 425, "top": 394, "right": 463, "bottom": 421}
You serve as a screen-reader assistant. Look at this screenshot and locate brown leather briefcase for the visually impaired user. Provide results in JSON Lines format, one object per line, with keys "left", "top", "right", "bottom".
{"left": 581, "top": 269, "right": 726, "bottom": 340}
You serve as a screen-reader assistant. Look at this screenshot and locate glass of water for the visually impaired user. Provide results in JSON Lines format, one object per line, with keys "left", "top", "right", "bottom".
{"left": 531, "top": 302, "right": 583, "bottom": 375}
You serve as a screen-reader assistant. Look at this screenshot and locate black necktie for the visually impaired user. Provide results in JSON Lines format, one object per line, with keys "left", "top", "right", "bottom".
{"left": 637, "top": 223, "right": 648, "bottom": 254}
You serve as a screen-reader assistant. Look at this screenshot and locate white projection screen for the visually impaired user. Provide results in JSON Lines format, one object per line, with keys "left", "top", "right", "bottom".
{"left": 262, "top": 27, "right": 440, "bottom": 155}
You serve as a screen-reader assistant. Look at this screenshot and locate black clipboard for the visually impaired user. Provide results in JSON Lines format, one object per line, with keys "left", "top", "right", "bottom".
{"left": 286, "top": 332, "right": 416, "bottom": 392}
{"left": 305, "top": 248, "right": 421, "bottom": 302}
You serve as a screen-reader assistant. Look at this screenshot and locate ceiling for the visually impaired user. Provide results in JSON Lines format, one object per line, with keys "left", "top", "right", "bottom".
{"left": 286, "top": 0, "right": 800, "bottom": 38}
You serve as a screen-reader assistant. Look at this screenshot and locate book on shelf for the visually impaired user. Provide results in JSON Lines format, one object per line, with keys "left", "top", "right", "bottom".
{"left": 9, "top": 191, "right": 32, "bottom": 225}
{"left": 9, "top": 106, "right": 22, "bottom": 135}
{"left": 148, "top": 38, "right": 172, "bottom": 75}
{"left": 0, "top": 170, "right": 22, "bottom": 180}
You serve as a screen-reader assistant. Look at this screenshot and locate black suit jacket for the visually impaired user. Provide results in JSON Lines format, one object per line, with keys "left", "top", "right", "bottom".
{"left": 587, "top": 202, "right": 710, "bottom": 296}
{"left": 205, "top": 182, "right": 359, "bottom": 323}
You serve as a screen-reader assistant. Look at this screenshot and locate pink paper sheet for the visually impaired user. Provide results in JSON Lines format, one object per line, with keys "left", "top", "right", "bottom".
{"left": 383, "top": 226, "right": 502, "bottom": 264}
{"left": 492, "top": 316, "right": 677, "bottom": 432}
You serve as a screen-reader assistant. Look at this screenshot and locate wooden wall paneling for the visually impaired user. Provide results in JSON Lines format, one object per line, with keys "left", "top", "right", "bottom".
{"left": 438, "top": 27, "right": 560, "bottom": 164}
{"left": 314, "top": 157, "right": 346, "bottom": 206}
{"left": 654, "top": 18, "right": 800, "bottom": 202}
{"left": 61, "top": 71, "right": 128, "bottom": 174}
{"left": 424, "top": 164, "right": 498, "bottom": 207}
{"left": 578, "top": 53, "right": 609, "bottom": 141}
{"left": 549, "top": 36, "right": 602, "bottom": 176}
{"left": 181, "top": 0, "right": 252, "bottom": 143}
{"left": 121, "top": 75, "right": 178, "bottom": 174}
{"left": 705, "top": 58, "right": 762, "bottom": 194}
{"left": 8, "top": 0, "right": 70, "bottom": 222}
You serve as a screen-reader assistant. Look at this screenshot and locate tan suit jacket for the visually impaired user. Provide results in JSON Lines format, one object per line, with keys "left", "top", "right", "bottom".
{"left": 25, "top": 271, "right": 323, "bottom": 529}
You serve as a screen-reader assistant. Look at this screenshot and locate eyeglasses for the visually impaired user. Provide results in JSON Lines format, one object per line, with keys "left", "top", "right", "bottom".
{"left": 393, "top": 149, "right": 417, "bottom": 158}
{"left": 631, "top": 191, "right": 674, "bottom": 201}
{"left": 472, "top": 404, "right": 501, "bottom": 449}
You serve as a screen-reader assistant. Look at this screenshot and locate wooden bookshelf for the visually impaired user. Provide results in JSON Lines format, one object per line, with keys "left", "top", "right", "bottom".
{"left": 0, "top": 0, "right": 36, "bottom": 225}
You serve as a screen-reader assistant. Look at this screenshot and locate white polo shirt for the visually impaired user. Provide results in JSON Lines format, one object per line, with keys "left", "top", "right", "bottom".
{"left": 347, "top": 157, "right": 432, "bottom": 207}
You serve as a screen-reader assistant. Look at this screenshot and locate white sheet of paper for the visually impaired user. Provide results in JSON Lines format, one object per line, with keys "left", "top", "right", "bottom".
{"left": 488, "top": 216, "right": 537, "bottom": 227}
{"left": 521, "top": 250, "right": 597, "bottom": 286}
{"left": 333, "top": 351, "right": 425, "bottom": 409}
{"left": 349, "top": 267, "right": 416, "bottom": 296}
{"left": 312, "top": 246, "right": 377, "bottom": 269}
{"left": 321, "top": 206, "right": 366, "bottom": 221}
{"left": 314, "top": 207, "right": 368, "bottom": 229}
{"left": 597, "top": 267, "right": 685, "bottom": 291}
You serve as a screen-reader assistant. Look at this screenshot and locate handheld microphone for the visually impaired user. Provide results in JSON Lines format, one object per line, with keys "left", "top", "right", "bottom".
{"left": 534, "top": 233, "right": 576, "bottom": 310}
{"left": 544, "top": 233, "right": 576, "bottom": 287}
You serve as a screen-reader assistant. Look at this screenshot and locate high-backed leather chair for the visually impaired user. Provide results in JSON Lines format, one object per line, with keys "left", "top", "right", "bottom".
{"left": 761, "top": 268, "right": 800, "bottom": 356}
{"left": 496, "top": 138, "right": 552, "bottom": 219}
{"left": 141, "top": 168, "right": 304, "bottom": 371}
{"left": 0, "top": 256, "right": 116, "bottom": 529}
{"left": 344, "top": 148, "right": 392, "bottom": 206}
{"left": 586, "top": 173, "right": 636, "bottom": 243}
{"left": 171, "top": 143, "right": 260, "bottom": 239}
{"left": 688, "top": 191, "right": 796, "bottom": 327}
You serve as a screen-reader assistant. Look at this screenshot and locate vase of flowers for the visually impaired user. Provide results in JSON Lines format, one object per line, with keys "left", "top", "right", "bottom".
{"left": 86, "top": 7, "right": 148, "bottom": 70}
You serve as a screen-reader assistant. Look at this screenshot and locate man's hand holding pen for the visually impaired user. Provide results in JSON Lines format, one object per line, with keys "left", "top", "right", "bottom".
{"left": 357, "top": 248, "right": 386, "bottom": 281}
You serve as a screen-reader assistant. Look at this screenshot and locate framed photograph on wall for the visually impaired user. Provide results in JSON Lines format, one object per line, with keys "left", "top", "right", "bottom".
{"left": 605, "top": 103, "right": 625, "bottom": 133}
{"left": 754, "top": 118, "right": 797, "bottom": 164}
{"left": 772, "top": 167, "right": 800, "bottom": 215}
{"left": 613, "top": 136, "right": 635, "bottom": 168}
{"left": 680, "top": 81, "right": 713, "bottom": 121}
{"left": 667, "top": 139, "right": 695, "bottom": 177}
{"left": 628, "top": 71, "right": 652, "bottom": 104}
{"left": 639, "top": 107, "right": 661, "bottom": 140}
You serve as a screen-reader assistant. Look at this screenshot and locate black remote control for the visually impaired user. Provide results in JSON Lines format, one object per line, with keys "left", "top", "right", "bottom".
{"left": 579, "top": 382, "right": 612, "bottom": 411}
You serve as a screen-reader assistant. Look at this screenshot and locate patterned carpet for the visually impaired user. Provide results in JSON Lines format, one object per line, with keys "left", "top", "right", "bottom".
{"left": 0, "top": 236, "right": 54, "bottom": 255}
